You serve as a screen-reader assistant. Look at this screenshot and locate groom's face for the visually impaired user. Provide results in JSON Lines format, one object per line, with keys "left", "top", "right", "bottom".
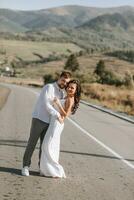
{"left": 57, "top": 76, "right": 70, "bottom": 89}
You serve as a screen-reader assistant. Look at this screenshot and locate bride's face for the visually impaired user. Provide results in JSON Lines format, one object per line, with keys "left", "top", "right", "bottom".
{"left": 66, "top": 83, "right": 77, "bottom": 96}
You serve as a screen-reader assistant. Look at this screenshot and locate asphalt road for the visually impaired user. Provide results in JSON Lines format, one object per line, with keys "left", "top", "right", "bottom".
{"left": 0, "top": 83, "right": 134, "bottom": 200}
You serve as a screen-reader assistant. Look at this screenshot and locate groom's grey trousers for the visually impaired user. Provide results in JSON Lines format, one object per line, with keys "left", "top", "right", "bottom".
{"left": 23, "top": 118, "right": 49, "bottom": 167}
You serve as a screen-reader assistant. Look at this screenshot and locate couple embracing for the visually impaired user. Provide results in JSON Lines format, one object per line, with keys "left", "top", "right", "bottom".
{"left": 22, "top": 71, "right": 81, "bottom": 178}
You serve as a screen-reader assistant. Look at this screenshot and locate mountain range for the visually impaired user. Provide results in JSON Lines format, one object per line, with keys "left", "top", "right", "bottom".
{"left": 0, "top": 5, "right": 134, "bottom": 31}
{"left": 0, "top": 5, "right": 134, "bottom": 50}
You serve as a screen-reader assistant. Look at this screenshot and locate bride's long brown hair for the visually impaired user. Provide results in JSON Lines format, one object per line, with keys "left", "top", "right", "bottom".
{"left": 66, "top": 79, "right": 81, "bottom": 114}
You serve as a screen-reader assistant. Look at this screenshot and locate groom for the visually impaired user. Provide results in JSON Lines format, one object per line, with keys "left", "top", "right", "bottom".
{"left": 22, "top": 71, "right": 71, "bottom": 176}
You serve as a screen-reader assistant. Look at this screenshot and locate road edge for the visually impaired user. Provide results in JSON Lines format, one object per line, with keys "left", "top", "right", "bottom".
{"left": 81, "top": 100, "right": 134, "bottom": 124}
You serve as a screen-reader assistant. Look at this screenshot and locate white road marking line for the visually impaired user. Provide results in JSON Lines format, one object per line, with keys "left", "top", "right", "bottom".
{"left": 68, "top": 117, "right": 134, "bottom": 169}
{"left": 29, "top": 88, "right": 134, "bottom": 169}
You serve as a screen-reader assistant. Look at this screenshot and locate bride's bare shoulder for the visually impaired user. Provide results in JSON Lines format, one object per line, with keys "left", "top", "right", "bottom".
{"left": 65, "top": 96, "right": 74, "bottom": 107}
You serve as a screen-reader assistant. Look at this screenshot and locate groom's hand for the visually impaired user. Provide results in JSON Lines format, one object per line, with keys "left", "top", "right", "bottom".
{"left": 58, "top": 115, "right": 64, "bottom": 124}
{"left": 53, "top": 97, "right": 61, "bottom": 106}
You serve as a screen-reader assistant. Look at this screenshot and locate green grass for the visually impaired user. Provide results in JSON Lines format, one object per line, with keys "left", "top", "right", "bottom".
{"left": 0, "top": 39, "right": 82, "bottom": 61}
{"left": 16, "top": 60, "right": 63, "bottom": 78}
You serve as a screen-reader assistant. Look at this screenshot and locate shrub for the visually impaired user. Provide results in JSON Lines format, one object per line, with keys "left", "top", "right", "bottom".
{"left": 74, "top": 72, "right": 97, "bottom": 83}
{"left": 123, "top": 72, "right": 134, "bottom": 88}
{"left": 43, "top": 74, "right": 55, "bottom": 85}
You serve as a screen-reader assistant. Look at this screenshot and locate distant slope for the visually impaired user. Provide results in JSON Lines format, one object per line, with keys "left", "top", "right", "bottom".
{"left": 0, "top": 5, "right": 134, "bottom": 31}
{"left": 0, "top": 16, "right": 27, "bottom": 33}
{"left": 0, "top": 9, "right": 39, "bottom": 25}
{"left": 73, "top": 12, "right": 134, "bottom": 50}
{"left": 0, "top": 5, "right": 134, "bottom": 50}
{"left": 78, "top": 13, "right": 134, "bottom": 30}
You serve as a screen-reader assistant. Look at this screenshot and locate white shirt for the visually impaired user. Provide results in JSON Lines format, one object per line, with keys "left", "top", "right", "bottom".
{"left": 32, "top": 82, "right": 65, "bottom": 123}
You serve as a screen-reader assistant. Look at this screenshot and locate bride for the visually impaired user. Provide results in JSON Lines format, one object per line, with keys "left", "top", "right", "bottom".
{"left": 40, "top": 80, "right": 81, "bottom": 178}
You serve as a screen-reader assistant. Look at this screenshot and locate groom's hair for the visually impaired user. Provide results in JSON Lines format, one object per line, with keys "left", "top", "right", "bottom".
{"left": 60, "top": 71, "right": 72, "bottom": 79}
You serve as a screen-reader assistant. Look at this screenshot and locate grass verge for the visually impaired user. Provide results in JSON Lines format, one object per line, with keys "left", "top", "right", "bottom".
{"left": 0, "top": 85, "right": 11, "bottom": 110}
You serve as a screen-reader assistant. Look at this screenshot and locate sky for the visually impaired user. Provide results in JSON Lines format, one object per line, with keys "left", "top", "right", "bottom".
{"left": 0, "top": 0, "right": 134, "bottom": 10}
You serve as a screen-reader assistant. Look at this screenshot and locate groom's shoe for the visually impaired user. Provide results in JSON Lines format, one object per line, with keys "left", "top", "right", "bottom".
{"left": 21, "top": 166, "right": 29, "bottom": 176}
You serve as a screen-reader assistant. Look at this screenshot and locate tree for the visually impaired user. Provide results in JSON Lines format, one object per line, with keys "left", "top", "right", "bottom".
{"left": 64, "top": 54, "right": 79, "bottom": 72}
{"left": 94, "top": 60, "right": 105, "bottom": 77}
{"left": 94, "top": 60, "right": 122, "bottom": 86}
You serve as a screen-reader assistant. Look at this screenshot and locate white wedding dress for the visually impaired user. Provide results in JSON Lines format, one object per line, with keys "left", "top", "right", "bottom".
{"left": 40, "top": 99, "right": 66, "bottom": 178}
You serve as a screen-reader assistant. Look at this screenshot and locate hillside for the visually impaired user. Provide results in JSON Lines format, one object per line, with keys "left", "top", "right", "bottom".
{"left": 0, "top": 5, "right": 134, "bottom": 31}
{"left": 79, "top": 12, "right": 134, "bottom": 30}
{"left": 80, "top": 13, "right": 128, "bottom": 30}
{"left": 0, "top": 16, "right": 27, "bottom": 33}
{"left": 0, "top": 6, "right": 134, "bottom": 50}
{"left": 72, "top": 12, "right": 134, "bottom": 50}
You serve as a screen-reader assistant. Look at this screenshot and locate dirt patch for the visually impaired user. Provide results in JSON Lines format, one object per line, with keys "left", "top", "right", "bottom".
{"left": 0, "top": 85, "right": 11, "bottom": 110}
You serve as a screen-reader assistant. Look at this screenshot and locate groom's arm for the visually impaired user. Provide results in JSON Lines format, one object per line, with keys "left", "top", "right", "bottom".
{"left": 43, "top": 84, "right": 60, "bottom": 118}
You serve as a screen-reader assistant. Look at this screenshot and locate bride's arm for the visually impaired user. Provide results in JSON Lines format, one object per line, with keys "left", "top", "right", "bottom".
{"left": 53, "top": 97, "right": 73, "bottom": 117}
